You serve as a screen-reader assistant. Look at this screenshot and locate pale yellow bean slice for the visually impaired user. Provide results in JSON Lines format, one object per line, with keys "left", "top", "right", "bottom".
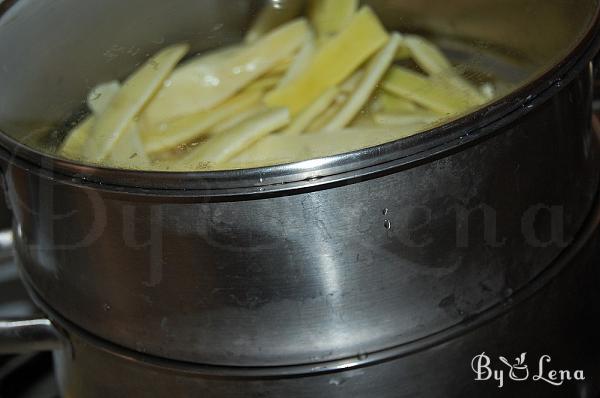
{"left": 383, "top": 66, "right": 474, "bottom": 115}
{"left": 59, "top": 117, "right": 94, "bottom": 160}
{"left": 107, "top": 123, "right": 149, "bottom": 168}
{"left": 176, "top": 107, "right": 290, "bottom": 169}
{"left": 308, "top": 0, "right": 358, "bottom": 37}
{"left": 373, "top": 112, "right": 442, "bottom": 126}
{"left": 395, "top": 44, "right": 412, "bottom": 60}
{"left": 230, "top": 126, "right": 426, "bottom": 168}
{"left": 61, "top": 81, "right": 122, "bottom": 160}
{"left": 265, "top": 7, "right": 388, "bottom": 115}
{"left": 83, "top": 44, "right": 188, "bottom": 162}
{"left": 276, "top": 30, "right": 316, "bottom": 89}
{"left": 87, "top": 80, "right": 121, "bottom": 115}
{"left": 339, "top": 69, "right": 365, "bottom": 93}
{"left": 370, "top": 91, "right": 420, "bottom": 113}
{"left": 142, "top": 90, "right": 262, "bottom": 154}
{"left": 405, "top": 35, "right": 485, "bottom": 104}
{"left": 143, "top": 19, "right": 308, "bottom": 125}
{"left": 281, "top": 86, "right": 339, "bottom": 135}
{"left": 404, "top": 35, "right": 452, "bottom": 75}
{"left": 306, "top": 98, "right": 345, "bottom": 132}
{"left": 245, "top": 75, "right": 282, "bottom": 93}
{"left": 212, "top": 105, "right": 267, "bottom": 134}
{"left": 265, "top": 56, "right": 293, "bottom": 77}
{"left": 324, "top": 33, "right": 401, "bottom": 131}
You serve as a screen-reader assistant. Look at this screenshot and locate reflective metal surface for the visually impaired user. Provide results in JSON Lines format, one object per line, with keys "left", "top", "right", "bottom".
{"left": 0, "top": 0, "right": 600, "bottom": 397}
{"left": 5, "top": 67, "right": 599, "bottom": 366}
{"left": 45, "top": 203, "right": 600, "bottom": 397}
{"left": 0, "top": 319, "right": 60, "bottom": 354}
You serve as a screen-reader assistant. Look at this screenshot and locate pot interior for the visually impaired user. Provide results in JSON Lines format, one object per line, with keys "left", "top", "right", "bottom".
{"left": 0, "top": 0, "right": 597, "bottom": 174}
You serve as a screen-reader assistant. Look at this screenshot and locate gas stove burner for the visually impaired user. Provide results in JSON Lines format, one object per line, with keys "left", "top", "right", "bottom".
{"left": 0, "top": 233, "right": 59, "bottom": 398}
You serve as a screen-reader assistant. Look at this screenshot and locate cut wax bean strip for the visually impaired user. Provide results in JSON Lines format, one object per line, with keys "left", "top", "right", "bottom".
{"left": 265, "top": 7, "right": 388, "bottom": 115}
{"left": 324, "top": 33, "right": 401, "bottom": 130}
{"left": 84, "top": 43, "right": 188, "bottom": 162}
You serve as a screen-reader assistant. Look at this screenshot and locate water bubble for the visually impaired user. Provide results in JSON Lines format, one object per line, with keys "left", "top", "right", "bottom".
{"left": 203, "top": 75, "right": 220, "bottom": 86}
{"left": 103, "top": 304, "right": 111, "bottom": 311}
{"left": 357, "top": 352, "right": 368, "bottom": 361}
{"left": 382, "top": 208, "right": 388, "bottom": 215}
{"left": 383, "top": 220, "right": 391, "bottom": 230}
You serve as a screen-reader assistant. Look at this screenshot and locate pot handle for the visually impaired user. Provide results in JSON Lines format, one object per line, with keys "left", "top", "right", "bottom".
{"left": 0, "top": 229, "right": 62, "bottom": 354}
{"left": 0, "top": 317, "right": 62, "bottom": 354}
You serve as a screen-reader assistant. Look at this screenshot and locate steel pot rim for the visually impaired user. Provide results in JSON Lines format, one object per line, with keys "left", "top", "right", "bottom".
{"left": 0, "top": 3, "right": 599, "bottom": 195}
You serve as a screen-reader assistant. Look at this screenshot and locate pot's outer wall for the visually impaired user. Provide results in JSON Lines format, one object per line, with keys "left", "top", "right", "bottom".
{"left": 52, "top": 222, "right": 600, "bottom": 397}
{"left": 7, "top": 70, "right": 599, "bottom": 366}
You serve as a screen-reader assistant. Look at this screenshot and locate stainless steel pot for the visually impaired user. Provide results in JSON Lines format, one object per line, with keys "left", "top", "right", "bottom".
{"left": 1, "top": 0, "right": 600, "bottom": 396}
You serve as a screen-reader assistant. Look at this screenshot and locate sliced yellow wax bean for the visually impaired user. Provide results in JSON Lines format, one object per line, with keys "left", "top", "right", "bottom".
{"left": 212, "top": 105, "right": 267, "bottom": 134}
{"left": 107, "top": 123, "right": 150, "bottom": 168}
{"left": 245, "top": 75, "right": 282, "bottom": 93}
{"left": 276, "top": 30, "right": 316, "bottom": 89}
{"left": 306, "top": 98, "right": 345, "bottom": 132}
{"left": 373, "top": 112, "right": 442, "bottom": 126}
{"left": 371, "top": 91, "right": 420, "bottom": 113}
{"left": 230, "top": 126, "right": 426, "bottom": 167}
{"left": 83, "top": 44, "right": 188, "bottom": 162}
{"left": 324, "top": 33, "right": 401, "bottom": 131}
{"left": 266, "top": 57, "right": 293, "bottom": 76}
{"left": 395, "top": 44, "right": 412, "bottom": 60}
{"left": 60, "top": 117, "right": 94, "bottom": 160}
{"left": 404, "top": 35, "right": 452, "bottom": 75}
{"left": 143, "top": 19, "right": 309, "bottom": 125}
{"left": 308, "top": 0, "right": 358, "bottom": 37}
{"left": 405, "top": 35, "right": 486, "bottom": 104}
{"left": 383, "top": 66, "right": 475, "bottom": 115}
{"left": 87, "top": 80, "right": 121, "bottom": 115}
{"left": 264, "top": 7, "right": 388, "bottom": 115}
{"left": 431, "top": 72, "right": 487, "bottom": 105}
{"left": 175, "top": 107, "right": 290, "bottom": 169}
{"left": 339, "top": 69, "right": 365, "bottom": 93}
{"left": 281, "top": 86, "right": 339, "bottom": 135}
{"left": 61, "top": 81, "right": 122, "bottom": 160}
{"left": 349, "top": 112, "right": 377, "bottom": 128}
{"left": 142, "top": 90, "right": 262, "bottom": 154}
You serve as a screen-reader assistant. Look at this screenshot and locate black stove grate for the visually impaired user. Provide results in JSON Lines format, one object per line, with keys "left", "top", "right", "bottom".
{"left": 0, "top": 353, "right": 58, "bottom": 398}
